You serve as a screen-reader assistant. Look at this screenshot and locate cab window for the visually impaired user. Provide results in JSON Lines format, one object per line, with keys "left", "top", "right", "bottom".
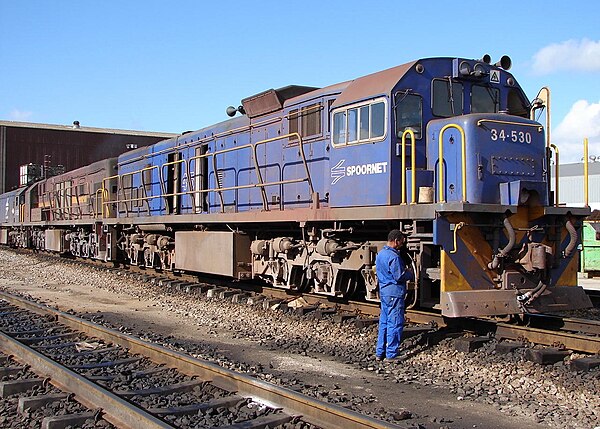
{"left": 395, "top": 93, "right": 422, "bottom": 139}
{"left": 432, "top": 79, "right": 463, "bottom": 117}
{"left": 332, "top": 99, "right": 387, "bottom": 146}
{"left": 507, "top": 89, "right": 529, "bottom": 118}
{"left": 471, "top": 85, "right": 499, "bottom": 113}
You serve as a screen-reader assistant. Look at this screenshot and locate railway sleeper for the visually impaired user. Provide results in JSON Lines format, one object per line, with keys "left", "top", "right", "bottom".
{"left": 6, "top": 325, "right": 64, "bottom": 336}
{"left": 525, "top": 348, "right": 571, "bottom": 365}
{"left": 207, "top": 287, "right": 227, "bottom": 298}
{"left": 570, "top": 356, "right": 600, "bottom": 372}
{"left": 17, "top": 392, "right": 70, "bottom": 412}
{"left": 0, "top": 366, "right": 25, "bottom": 377}
{"left": 89, "top": 366, "right": 170, "bottom": 382}
{"left": 70, "top": 356, "right": 141, "bottom": 370}
{"left": 148, "top": 394, "right": 244, "bottom": 416}
{"left": 114, "top": 379, "right": 206, "bottom": 398}
{"left": 217, "top": 412, "right": 293, "bottom": 429}
{"left": 453, "top": 336, "right": 492, "bottom": 353}
{"left": 0, "top": 377, "right": 45, "bottom": 397}
{"left": 60, "top": 345, "right": 120, "bottom": 357}
{"left": 16, "top": 332, "right": 79, "bottom": 345}
{"left": 41, "top": 411, "right": 101, "bottom": 429}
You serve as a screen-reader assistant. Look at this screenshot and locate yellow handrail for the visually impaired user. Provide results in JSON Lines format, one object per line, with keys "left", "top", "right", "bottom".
{"left": 187, "top": 132, "right": 313, "bottom": 212}
{"left": 549, "top": 143, "right": 559, "bottom": 207}
{"left": 477, "top": 119, "right": 543, "bottom": 133}
{"left": 400, "top": 130, "right": 416, "bottom": 205}
{"left": 450, "top": 222, "right": 465, "bottom": 254}
{"left": 438, "top": 124, "right": 466, "bottom": 203}
{"left": 584, "top": 138, "right": 589, "bottom": 208}
{"left": 95, "top": 188, "right": 111, "bottom": 219}
{"left": 530, "top": 87, "right": 551, "bottom": 147}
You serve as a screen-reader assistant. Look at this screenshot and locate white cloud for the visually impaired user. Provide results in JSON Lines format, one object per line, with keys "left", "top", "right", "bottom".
{"left": 532, "top": 39, "right": 600, "bottom": 74}
{"left": 554, "top": 99, "right": 600, "bottom": 163}
{"left": 8, "top": 109, "right": 33, "bottom": 122}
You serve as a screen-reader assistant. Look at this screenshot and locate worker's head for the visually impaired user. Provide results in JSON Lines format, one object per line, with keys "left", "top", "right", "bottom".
{"left": 387, "top": 229, "right": 405, "bottom": 249}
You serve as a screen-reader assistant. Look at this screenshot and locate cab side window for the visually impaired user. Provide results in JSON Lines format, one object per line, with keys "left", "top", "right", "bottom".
{"left": 507, "top": 89, "right": 529, "bottom": 118}
{"left": 332, "top": 99, "right": 387, "bottom": 146}
{"left": 395, "top": 93, "right": 422, "bottom": 139}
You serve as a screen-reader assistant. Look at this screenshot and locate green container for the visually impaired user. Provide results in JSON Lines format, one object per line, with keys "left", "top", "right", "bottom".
{"left": 582, "top": 221, "right": 600, "bottom": 272}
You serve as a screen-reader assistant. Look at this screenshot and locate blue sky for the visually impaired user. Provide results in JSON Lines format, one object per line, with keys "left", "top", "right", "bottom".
{"left": 1, "top": 1, "right": 599, "bottom": 162}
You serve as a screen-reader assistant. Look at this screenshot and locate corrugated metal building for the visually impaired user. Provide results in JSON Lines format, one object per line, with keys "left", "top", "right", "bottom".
{"left": 553, "top": 162, "right": 600, "bottom": 211}
{"left": 0, "top": 121, "right": 177, "bottom": 193}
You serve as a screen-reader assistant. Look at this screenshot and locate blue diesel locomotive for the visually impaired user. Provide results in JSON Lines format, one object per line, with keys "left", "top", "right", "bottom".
{"left": 0, "top": 55, "right": 592, "bottom": 317}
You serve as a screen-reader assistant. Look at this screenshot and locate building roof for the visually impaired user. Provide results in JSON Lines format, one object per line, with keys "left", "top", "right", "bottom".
{"left": 0, "top": 120, "right": 178, "bottom": 138}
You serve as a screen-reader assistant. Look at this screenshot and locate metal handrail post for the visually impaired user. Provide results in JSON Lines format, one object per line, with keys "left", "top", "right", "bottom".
{"left": 549, "top": 144, "right": 559, "bottom": 207}
{"left": 401, "top": 130, "right": 416, "bottom": 205}
{"left": 584, "top": 138, "right": 589, "bottom": 208}
{"left": 438, "top": 124, "right": 466, "bottom": 203}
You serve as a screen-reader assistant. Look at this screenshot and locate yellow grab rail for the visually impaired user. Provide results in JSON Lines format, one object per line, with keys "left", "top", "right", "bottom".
{"left": 438, "top": 124, "right": 467, "bottom": 203}
{"left": 401, "top": 130, "right": 416, "bottom": 205}
{"left": 530, "top": 87, "right": 551, "bottom": 147}
{"left": 450, "top": 222, "right": 465, "bottom": 254}
{"left": 476, "top": 119, "right": 543, "bottom": 133}
{"left": 584, "top": 138, "right": 589, "bottom": 208}
{"left": 187, "top": 132, "right": 313, "bottom": 213}
{"left": 549, "top": 144, "right": 559, "bottom": 207}
{"left": 95, "top": 188, "right": 111, "bottom": 219}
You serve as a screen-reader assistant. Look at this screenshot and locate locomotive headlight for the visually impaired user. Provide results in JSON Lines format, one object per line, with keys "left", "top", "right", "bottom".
{"left": 472, "top": 63, "right": 486, "bottom": 78}
{"left": 459, "top": 61, "right": 471, "bottom": 76}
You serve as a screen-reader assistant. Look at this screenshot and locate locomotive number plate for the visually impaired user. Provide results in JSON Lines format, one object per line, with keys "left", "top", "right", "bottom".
{"left": 489, "top": 128, "right": 532, "bottom": 144}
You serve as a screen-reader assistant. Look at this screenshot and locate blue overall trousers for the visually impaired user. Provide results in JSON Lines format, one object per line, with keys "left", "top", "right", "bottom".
{"left": 375, "top": 245, "right": 412, "bottom": 359}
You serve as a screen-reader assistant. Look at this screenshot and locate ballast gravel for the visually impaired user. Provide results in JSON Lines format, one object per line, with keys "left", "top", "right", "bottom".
{"left": 0, "top": 249, "right": 598, "bottom": 429}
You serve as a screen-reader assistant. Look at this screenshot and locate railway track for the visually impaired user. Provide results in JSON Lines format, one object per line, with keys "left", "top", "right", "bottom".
{"left": 7, "top": 248, "right": 600, "bottom": 355}
{"left": 0, "top": 290, "right": 403, "bottom": 429}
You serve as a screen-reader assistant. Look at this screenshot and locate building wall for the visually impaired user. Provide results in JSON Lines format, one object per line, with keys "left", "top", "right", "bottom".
{"left": 0, "top": 122, "right": 177, "bottom": 193}
{"left": 553, "top": 162, "right": 600, "bottom": 211}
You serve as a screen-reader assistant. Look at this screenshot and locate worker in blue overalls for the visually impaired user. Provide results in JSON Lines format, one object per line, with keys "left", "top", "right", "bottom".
{"left": 375, "top": 229, "right": 413, "bottom": 361}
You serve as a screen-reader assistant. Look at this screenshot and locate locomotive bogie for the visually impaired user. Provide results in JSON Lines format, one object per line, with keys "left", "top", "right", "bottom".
{"left": 250, "top": 229, "right": 380, "bottom": 298}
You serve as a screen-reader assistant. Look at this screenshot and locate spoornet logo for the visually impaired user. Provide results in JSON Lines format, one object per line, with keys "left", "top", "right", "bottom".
{"left": 331, "top": 160, "right": 388, "bottom": 185}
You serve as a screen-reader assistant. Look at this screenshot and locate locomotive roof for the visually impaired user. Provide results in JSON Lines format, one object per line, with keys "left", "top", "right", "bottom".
{"left": 282, "top": 81, "right": 350, "bottom": 107}
{"left": 330, "top": 60, "right": 417, "bottom": 108}
{"left": 44, "top": 157, "right": 117, "bottom": 183}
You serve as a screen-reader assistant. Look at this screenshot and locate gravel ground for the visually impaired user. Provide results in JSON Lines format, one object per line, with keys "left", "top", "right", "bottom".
{"left": 0, "top": 249, "right": 598, "bottom": 429}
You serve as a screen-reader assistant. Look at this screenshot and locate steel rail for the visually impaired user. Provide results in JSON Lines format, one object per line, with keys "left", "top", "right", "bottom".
{"left": 0, "top": 290, "right": 403, "bottom": 429}
{"left": 495, "top": 323, "right": 600, "bottom": 354}
{"left": 525, "top": 313, "right": 600, "bottom": 336}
